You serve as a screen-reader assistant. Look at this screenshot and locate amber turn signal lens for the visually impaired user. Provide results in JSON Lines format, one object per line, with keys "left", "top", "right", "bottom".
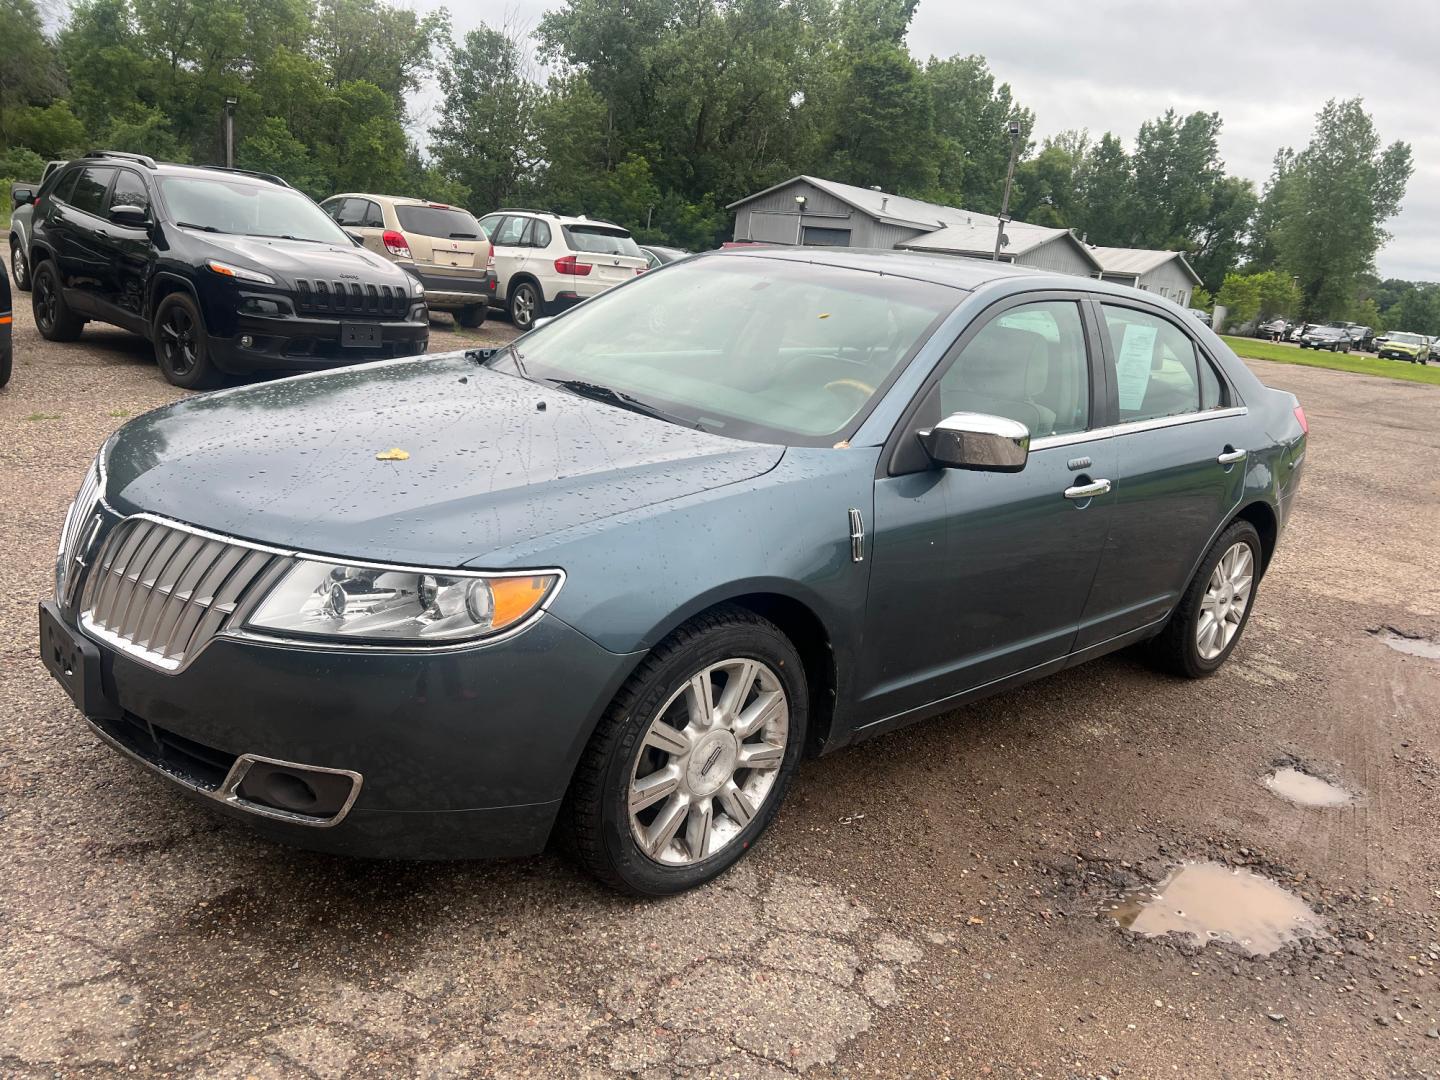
{"left": 489, "top": 575, "right": 557, "bottom": 630}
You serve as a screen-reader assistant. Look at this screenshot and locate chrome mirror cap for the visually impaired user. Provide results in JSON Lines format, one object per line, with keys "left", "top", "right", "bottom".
{"left": 918, "top": 412, "right": 1030, "bottom": 473}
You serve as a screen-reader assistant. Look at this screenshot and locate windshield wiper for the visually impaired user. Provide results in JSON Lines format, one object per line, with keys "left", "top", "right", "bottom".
{"left": 448, "top": 232, "right": 479, "bottom": 239}
{"left": 250, "top": 233, "right": 323, "bottom": 243}
{"left": 175, "top": 221, "right": 227, "bottom": 233}
{"left": 546, "top": 379, "right": 701, "bottom": 430}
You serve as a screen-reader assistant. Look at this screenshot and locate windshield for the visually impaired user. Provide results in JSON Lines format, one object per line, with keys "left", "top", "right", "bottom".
{"left": 395, "top": 204, "right": 484, "bottom": 239}
{"left": 157, "top": 176, "right": 351, "bottom": 243}
{"left": 564, "top": 225, "right": 642, "bottom": 257}
{"left": 1388, "top": 332, "right": 1423, "bottom": 345}
{"left": 487, "top": 255, "right": 958, "bottom": 444}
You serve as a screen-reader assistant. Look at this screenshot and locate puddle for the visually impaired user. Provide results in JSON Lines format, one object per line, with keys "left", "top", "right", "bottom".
{"left": 1263, "top": 766, "right": 1352, "bottom": 807}
{"left": 1370, "top": 627, "right": 1440, "bottom": 660}
{"left": 1107, "top": 861, "right": 1326, "bottom": 956}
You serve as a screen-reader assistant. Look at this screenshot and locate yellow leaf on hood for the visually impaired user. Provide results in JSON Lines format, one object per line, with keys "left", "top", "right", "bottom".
{"left": 375, "top": 448, "right": 410, "bottom": 461}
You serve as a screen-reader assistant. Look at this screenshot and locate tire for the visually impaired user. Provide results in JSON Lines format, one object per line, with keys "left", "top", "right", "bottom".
{"left": 569, "top": 605, "right": 808, "bottom": 895}
{"left": 152, "top": 291, "right": 219, "bottom": 389}
{"left": 0, "top": 345, "right": 11, "bottom": 389}
{"left": 1146, "top": 520, "right": 1263, "bottom": 679}
{"left": 31, "top": 260, "right": 83, "bottom": 341}
{"left": 10, "top": 239, "right": 30, "bottom": 292}
{"left": 457, "top": 303, "right": 486, "bottom": 328}
{"left": 507, "top": 280, "right": 540, "bottom": 332}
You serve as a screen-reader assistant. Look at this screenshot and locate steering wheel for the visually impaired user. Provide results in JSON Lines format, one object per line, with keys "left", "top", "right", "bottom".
{"left": 824, "top": 377, "right": 876, "bottom": 411}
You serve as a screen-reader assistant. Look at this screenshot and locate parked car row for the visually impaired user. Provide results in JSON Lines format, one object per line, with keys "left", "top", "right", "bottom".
{"left": 8, "top": 152, "right": 683, "bottom": 387}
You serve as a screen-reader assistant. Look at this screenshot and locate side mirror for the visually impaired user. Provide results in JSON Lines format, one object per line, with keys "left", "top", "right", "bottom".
{"left": 918, "top": 412, "right": 1030, "bottom": 472}
{"left": 109, "top": 204, "right": 149, "bottom": 228}
{"left": 12, "top": 188, "right": 34, "bottom": 208}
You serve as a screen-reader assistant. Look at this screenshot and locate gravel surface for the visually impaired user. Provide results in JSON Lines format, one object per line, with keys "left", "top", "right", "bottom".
{"left": 2, "top": 296, "right": 1438, "bottom": 1079}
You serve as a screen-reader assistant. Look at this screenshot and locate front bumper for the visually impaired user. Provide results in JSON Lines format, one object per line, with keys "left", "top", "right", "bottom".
{"left": 39, "top": 597, "right": 640, "bottom": 859}
{"left": 403, "top": 266, "right": 496, "bottom": 310}
{"left": 1379, "top": 349, "right": 1423, "bottom": 361}
{"left": 206, "top": 310, "right": 430, "bottom": 373}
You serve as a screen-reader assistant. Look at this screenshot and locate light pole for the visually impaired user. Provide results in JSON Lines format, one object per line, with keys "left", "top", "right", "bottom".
{"left": 992, "top": 118, "right": 1023, "bottom": 262}
{"left": 794, "top": 193, "right": 807, "bottom": 244}
{"left": 223, "top": 96, "right": 238, "bottom": 168}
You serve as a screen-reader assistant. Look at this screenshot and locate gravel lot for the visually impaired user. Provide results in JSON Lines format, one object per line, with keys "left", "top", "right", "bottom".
{"left": 2, "top": 296, "right": 1438, "bottom": 1079}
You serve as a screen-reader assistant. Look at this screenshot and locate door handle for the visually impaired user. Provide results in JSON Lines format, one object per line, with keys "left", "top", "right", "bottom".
{"left": 1063, "top": 479, "right": 1111, "bottom": 500}
{"left": 1217, "top": 448, "right": 1247, "bottom": 465}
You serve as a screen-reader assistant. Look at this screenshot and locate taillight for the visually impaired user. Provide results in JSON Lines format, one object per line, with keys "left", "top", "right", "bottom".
{"left": 1294, "top": 405, "right": 1308, "bottom": 435}
{"left": 635, "top": 267, "right": 646, "bottom": 275}
{"left": 33, "top": 196, "right": 41, "bottom": 207}
{"left": 382, "top": 230, "right": 412, "bottom": 259}
{"left": 554, "top": 255, "right": 591, "bottom": 276}
{"left": 486, "top": 243, "right": 495, "bottom": 271}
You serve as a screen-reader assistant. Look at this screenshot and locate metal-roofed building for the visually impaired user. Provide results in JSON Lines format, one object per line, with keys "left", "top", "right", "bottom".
{"left": 1087, "top": 246, "right": 1202, "bottom": 307}
{"left": 726, "top": 175, "right": 1103, "bottom": 277}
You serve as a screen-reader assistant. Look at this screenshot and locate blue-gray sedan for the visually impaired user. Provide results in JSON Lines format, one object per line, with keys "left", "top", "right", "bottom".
{"left": 38, "top": 249, "right": 1307, "bottom": 894}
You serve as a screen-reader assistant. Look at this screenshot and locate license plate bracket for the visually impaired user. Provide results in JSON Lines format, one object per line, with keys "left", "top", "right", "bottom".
{"left": 38, "top": 601, "right": 119, "bottom": 719}
{"left": 341, "top": 322, "right": 382, "bottom": 348}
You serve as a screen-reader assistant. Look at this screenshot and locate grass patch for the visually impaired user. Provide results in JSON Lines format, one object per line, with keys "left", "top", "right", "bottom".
{"left": 108, "top": 409, "right": 131, "bottom": 418}
{"left": 1222, "top": 335, "right": 1440, "bottom": 386}
{"left": 25, "top": 412, "right": 61, "bottom": 421}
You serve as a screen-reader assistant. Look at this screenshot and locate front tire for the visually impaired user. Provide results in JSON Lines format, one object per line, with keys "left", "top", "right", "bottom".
{"left": 569, "top": 605, "right": 807, "bottom": 895}
{"left": 10, "top": 240, "right": 30, "bottom": 292}
{"left": 1146, "top": 520, "right": 1262, "bottom": 678}
{"left": 31, "top": 261, "right": 83, "bottom": 341}
{"left": 507, "top": 281, "right": 540, "bottom": 332}
{"left": 153, "top": 292, "right": 219, "bottom": 389}
{"left": 457, "top": 303, "right": 486, "bottom": 328}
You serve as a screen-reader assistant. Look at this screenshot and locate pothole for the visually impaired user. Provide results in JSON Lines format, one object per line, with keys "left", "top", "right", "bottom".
{"left": 1369, "top": 626, "right": 1440, "bottom": 660}
{"left": 1106, "top": 861, "right": 1327, "bottom": 956}
{"left": 1263, "top": 766, "right": 1352, "bottom": 807}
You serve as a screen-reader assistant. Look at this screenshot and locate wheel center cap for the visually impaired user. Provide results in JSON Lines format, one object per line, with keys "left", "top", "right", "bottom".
{"left": 686, "top": 730, "right": 738, "bottom": 797}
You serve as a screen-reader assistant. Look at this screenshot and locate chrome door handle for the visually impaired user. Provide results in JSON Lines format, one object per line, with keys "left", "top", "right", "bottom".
{"left": 1063, "top": 479, "right": 1111, "bottom": 500}
{"left": 1217, "top": 448, "right": 1247, "bottom": 465}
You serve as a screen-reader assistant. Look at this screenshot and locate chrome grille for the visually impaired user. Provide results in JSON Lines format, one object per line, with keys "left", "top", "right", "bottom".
{"left": 55, "top": 463, "right": 102, "bottom": 605}
{"left": 79, "top": 518, "right": 289, "bottom": 670}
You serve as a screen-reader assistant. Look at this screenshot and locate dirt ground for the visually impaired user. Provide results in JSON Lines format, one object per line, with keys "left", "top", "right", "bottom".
{"left": 2, "top": 295, "right": 1438, "bottom": 1080}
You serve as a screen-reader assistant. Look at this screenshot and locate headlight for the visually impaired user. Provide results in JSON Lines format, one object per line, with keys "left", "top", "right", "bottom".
{"left": 410, "top": 276, "right": 425, "bottom": 296}
{"left": 246, "top": 560, "right": 561, "bottom": 643}
{"left": 208, "top": 260, "right": 276, "bottom": 285}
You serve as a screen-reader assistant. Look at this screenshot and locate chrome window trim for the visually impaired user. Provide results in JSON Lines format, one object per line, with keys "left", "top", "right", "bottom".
{"left": 1029, "top": 406, "right": 1248, "bottom": 452}
{"left": 77, "top": 511, "right": 566, "bottom": 670}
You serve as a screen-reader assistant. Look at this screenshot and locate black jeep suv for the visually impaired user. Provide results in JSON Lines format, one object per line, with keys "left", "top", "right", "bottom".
{"left": 27, "top": 152, "right": 428, "bottom": 388}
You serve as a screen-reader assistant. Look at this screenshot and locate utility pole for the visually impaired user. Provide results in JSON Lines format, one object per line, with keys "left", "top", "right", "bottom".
{"left": 992, "top": 118, "right": 1023, "bottom": 261}
{"left": 223, "top": 96, "right": 238, "bottom": 168}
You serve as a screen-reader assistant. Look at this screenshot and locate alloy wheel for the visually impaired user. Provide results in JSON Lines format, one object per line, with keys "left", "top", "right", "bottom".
{"left": 512, "top": 286, "right": 535, "bottom": 329}
{"left": 10, "top": 245, "right": 26, "bottom": 289}
{"left": 35, "top": 273, "right": 56, "bottom": 330}
{"left": 1197, "top": 541, "right": 1254, "bottom": 660}
{"left": 629, "top": 658, "right": 788, "bottom": 865}
{"left": 159, "top": 305, "right": 198, "bottom": 377}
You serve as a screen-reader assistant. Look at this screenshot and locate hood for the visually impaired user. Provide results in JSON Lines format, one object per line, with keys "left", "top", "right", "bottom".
{"left": 189, "top": 232, "right": 408, "bottom": 284}
{"left": 103, "top": 355, "right": 783, "bottom": 567}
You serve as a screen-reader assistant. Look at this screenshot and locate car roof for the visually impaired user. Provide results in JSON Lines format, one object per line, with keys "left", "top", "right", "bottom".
{"left": 329, "top": 193, "right": 478, "bottom": 211}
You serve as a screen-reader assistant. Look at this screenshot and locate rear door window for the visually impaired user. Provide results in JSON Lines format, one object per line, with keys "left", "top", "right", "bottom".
{"left": 359, "top": 200, "right": 385, "bottom": 228}
{"left": 1101, "top": 305, "right": 1207, "bottom": 423}
{"left": 69, "top": 167, "right": 115, "bottom": 216}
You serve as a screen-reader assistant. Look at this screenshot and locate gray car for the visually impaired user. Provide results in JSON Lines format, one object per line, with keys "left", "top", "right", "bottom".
{"left": 37, "top": 249, "right": 1307, "bottom": 894}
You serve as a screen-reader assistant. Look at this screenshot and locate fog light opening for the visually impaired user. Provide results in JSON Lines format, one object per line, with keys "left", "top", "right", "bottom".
{"left": 239, "top": 334, "right": 255, "bottom": 348}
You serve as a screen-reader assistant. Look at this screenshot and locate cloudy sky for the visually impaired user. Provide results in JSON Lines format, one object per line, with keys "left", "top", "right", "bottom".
{"left": 414, "top": 0, "right": 1437, "bottom": 281}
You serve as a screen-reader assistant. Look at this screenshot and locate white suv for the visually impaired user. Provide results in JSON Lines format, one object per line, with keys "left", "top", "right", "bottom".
{"left": 477, "top": 210, "right": 648, "bottom": 330}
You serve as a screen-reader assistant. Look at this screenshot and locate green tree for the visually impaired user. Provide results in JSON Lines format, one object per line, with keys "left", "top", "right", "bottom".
{"left": 925, "top": 54, "right": 1033, "bottom": 211}
{"left": 819, "top": 46, "right": 937, "bottom": 193}
{"left": 1389, "top": 285, "right": 1440, "bottom": 337}
{"left": 1071, "top": 132, "right": 1134, "bottom": 245}
{"left": 1252, "top": 270, "right": 1301, "bottom": 319}
{"left": 1130, "top": 109, "right": 1225, "bottom": 251}
{"left": 1275, "top": 98, "right": 1413, "bottom": 319}
{"left": 1189, "top": 175, "right": 1258, "bottom": 293}
{"left": 5, "top": 100, "right": 87, "bottom": 158}
{"left": 1215, "top": 272, "right": 1262, "bottom": 328}
{"left": 0, "top": 0, "right": 66, "bottom": 144}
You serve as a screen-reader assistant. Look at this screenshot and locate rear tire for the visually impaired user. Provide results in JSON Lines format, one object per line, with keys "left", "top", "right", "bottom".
{"left": 31, "top": 261, "right": 83, "bottom": 341}
{"left": 507, "top": 281, "right": 540, "bottom": 332}
{"left": 457, "top": 303, "right": 486, "bottom": 328}
{"left": 10, "top": 240, "right": 30, "bottom": 292}
{"left": 569, "top": 605, "right": 807, "bottom": 895}
{"left": 0, "top": 345, "right": 11, "bottom": 388}
{"left": 153, "top": 292, "right": 219, "bottom": 390}
{"left": 1146, "top": 520, "right": 1262, "bottom": 679}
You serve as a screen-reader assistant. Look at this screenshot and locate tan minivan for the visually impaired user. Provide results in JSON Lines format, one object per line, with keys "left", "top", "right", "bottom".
{"left": 321, "top": 194, "right": 497, "bottom": 326}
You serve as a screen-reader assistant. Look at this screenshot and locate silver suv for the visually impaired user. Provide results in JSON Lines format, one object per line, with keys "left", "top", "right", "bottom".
{"left": 322, "top": 194, "right": 497, "bottom": 326}
{"left": 477, "top": 210, "right": 648, "bottom": 330}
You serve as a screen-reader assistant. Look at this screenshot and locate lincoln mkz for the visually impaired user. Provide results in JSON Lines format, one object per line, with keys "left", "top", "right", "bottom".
{"left": 39, "top": 249, "right": 1307, "bottom": 894}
